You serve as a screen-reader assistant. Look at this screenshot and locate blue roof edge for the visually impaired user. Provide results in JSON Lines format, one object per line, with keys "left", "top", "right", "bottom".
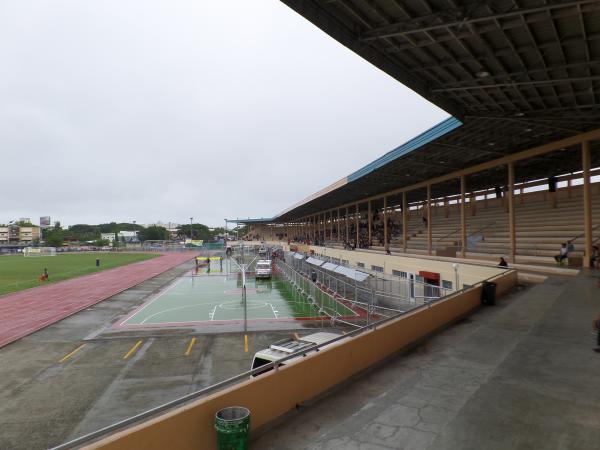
{"left": 226, "top": 218, "right": 274, "bottom": 223}
{"left": 347, "top": 116, "right": 463, "bottom": 183}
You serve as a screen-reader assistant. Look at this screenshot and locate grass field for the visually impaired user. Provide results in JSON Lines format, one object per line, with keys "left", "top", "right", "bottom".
{"left": 0, "top": 253, "right": 159, "bottom": 295}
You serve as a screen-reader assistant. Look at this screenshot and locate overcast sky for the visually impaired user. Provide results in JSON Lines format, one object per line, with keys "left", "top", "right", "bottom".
{"left": 0, "top": 0, "right": 447, "bottom": 228}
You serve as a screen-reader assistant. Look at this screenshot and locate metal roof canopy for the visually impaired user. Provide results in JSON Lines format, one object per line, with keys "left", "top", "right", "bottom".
{"left": 322, "top": 262, "right": 339, "bottom": 271}
{"left": 306, "top": 257, "right": 325, "bottom": 266}
{"left": 273, "top": 0, "right": 600, "bottom": 222}
{"left": 226, "top": 218, "right": 274, "bottom": 225}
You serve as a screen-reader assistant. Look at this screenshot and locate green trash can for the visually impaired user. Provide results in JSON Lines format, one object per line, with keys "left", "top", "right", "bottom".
{"left": 481, "top": 281, "right": 497, "bottom": 306}
{"left": 215, "top": 406, "right": 250, "bottom": 450}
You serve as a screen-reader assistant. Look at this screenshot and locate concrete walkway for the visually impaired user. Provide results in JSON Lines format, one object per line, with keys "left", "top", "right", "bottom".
{"left": 0, "top": 252, "right": 196, "bottom": 348}
{"left": 253, "top": 271, "right": 600, "bottom": 450}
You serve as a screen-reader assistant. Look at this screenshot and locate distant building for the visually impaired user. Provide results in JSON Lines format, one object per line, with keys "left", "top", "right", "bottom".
{"left": 118, "top": 231, "right": 139, "bottom": 243}
{"left": 40, "top": 216, "right": 51, "bottom": 228}
{"left": 0, "top": 225, "right": 40, "bottom": 245}
{"left": 100, "top": 233, "right": 116, "bottom": 243}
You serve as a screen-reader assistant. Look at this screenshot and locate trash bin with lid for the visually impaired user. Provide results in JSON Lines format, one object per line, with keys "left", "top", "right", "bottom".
{"left": 481, "top": 281, "right": 497, "bottom": 305}
{"left": 215, "top": 406, "right": 250, "bottom": 450}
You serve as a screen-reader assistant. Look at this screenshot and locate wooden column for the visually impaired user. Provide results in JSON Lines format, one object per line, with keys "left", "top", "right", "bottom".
{"left": 368, "top": 200, "right": 372, "bottom": 244}
{"left": 426, "top": 185, "right": 432, "bottom": 255}
{"left": 508, "top": 162, "right": 516, "bottom": 263}
{"left": 583, "top": 141, "right": 593, "bottom": 267}
{"left": 402, "top": 192, "right": 408, "bottom": 252}
{"left": 460, "top": 176, "right": 467, "bottom": 258}
{"left": 355, "top": 203, "right": 359, "bottom": 245}
{"left": 384, "top": 196, "right": 388, "bottom": 251}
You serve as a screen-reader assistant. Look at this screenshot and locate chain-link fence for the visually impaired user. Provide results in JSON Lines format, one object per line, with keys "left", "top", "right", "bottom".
{"left": 286, "top": 251, "right": 452, "bottom": 317}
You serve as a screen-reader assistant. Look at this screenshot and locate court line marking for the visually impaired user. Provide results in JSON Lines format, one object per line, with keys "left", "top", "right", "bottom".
{"left": 123, "top": 340, "right": 143, "bottom": 359}
{"left": 209, "top": 305, "right": 218, "bottom": 321}
{"left": 58, "top": 344, "right": 86, "bottom": 363}
{"left": 139, "top": 302, "right": 223, "bottom": 324}
{"left": 118, "top": 276, "right": 189, "bottom": 325}
{"left": 185, "top": 337, "right": 197, "bottom": 356}
{"left": 268, "top": 303, "right": 279, "bottom": 319}
{"left": 128, "top": 298, "right": 342, "bottom": 325}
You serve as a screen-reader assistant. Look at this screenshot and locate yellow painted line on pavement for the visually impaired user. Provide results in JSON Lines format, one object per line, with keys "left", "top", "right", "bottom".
{"left": 244, "top": 334, "right": 249, "bottom": 353}
{"left": 58, "top": 344, "right": 86, "bottom": 363}
{"left": 123, "top": 340, "right": 143, "bottom": 360}
{"left": 185, "top": 337, "right": 197, "bottom": 356}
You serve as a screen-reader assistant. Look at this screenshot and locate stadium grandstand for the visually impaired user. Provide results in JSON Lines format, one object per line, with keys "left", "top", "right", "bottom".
{"left": 240, "top": 0, "right": 600, "bottom": 269}
{"left": 53, "top": 2, "right": 600, "bottom": 449}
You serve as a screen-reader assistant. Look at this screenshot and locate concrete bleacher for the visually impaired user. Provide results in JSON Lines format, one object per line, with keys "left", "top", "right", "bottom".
{"left": 381, "top": 184, "right": 600, "bottom": 265}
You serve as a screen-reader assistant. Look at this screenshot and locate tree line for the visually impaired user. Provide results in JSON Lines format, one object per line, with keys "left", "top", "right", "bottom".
{"left": 39, "top": 222, "right": 233, "bottom": 247}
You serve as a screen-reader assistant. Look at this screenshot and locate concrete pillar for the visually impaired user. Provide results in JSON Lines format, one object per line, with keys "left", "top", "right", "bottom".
{"left": 368, "top": 200, "right": 372, "bottom": 244}
{"left": 337, "top": 209, "right": 341, "bottom": 243}
{"left": 345, "top": 207, "right": 349, "bottom": 243}
{"left": 355, "top": 203, "right": 359, "bottom": 245}
{"left": 330, "top": 210, "right": 333, "bottom": 241}
{"left": 402, "top": 192, "right": 408, "bottom": 252}
{"left": 583, "top": 141, "right": 593, "bottom": 267}
{"left": 470, "top": 193, "right": 476, "bottom": 216}
{"left": 460, "top": 176, "right": 467, "bottom": 258}
{"left": 444, "top": 197, "right": 449, "bottom": 218}
{"left": 384, "top": 196, "right": 388, "bottom": 251}
{"left": 508, "top": 162, "right": 516, "bottom": 263}
{"left": 426, "top": 185, "right": 432, "bottom": 255}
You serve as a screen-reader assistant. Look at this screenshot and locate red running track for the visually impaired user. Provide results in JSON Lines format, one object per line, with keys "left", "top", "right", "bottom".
{"left": 0, "top": 252, "right": 197, "bottom": 348}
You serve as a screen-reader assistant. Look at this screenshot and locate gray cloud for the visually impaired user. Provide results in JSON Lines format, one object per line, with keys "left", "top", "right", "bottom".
{"left": 0, "top": 0, "right": 447, "bottom": 227}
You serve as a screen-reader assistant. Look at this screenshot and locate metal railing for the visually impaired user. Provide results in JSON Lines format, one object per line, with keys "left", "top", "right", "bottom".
{"left": 275, "top": 260, "right": 362, "bottom": 327}
{"left": 569, "top": 224, "right": 600, "bottom": 244}
{"left": 294, "top": 253, "right": 452, "bottom": 314}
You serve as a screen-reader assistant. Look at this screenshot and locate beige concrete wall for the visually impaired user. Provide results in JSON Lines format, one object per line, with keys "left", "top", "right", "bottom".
{"left": 301, "top": 245, "right": 505, "bottom": 290}
{"left": 84, "top": 270, "right": 516, "bottom": 450}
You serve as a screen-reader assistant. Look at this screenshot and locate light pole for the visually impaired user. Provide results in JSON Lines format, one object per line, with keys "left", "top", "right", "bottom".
{"left": 190, "top": 217, "right": 193, "bottom": 241}
{"left": 453, "top": 263, "right": 459, "bottom": 291}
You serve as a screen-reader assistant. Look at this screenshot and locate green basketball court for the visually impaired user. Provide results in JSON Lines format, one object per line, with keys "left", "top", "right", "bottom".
{"left": 118, "top": 261, "right": 357, "bottom": 328}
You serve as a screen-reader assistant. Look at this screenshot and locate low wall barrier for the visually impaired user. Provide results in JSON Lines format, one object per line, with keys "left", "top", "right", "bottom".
{"left": 53, "top": 269, "right": 517, "bottom": 450}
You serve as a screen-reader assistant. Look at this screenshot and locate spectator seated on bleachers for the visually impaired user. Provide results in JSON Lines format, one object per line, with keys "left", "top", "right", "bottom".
{"left": 554, "top": 243, "right": 568, "bottom": 265}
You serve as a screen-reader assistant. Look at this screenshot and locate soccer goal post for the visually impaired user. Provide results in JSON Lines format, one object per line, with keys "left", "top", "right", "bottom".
{"left": 23, "top": 247, "right": 57, "bottom": 257}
